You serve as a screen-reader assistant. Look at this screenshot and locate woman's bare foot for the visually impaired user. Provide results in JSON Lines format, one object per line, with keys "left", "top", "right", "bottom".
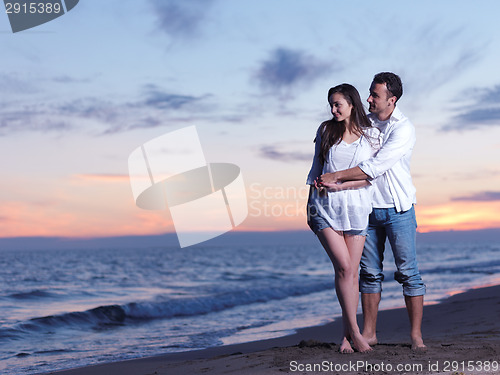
{"left": 411, "top": 336, "right": 427, "bottom": 351}
{"left": 351, "top": 332, "right": 373, "bottom": 353}
{"left": 339, "top": 337, "right": 354, "bottom": 354}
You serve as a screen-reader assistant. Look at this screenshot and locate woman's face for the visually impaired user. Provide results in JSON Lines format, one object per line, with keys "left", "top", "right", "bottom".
{"left": 329, "top": 92, "right": 353, "bottom": 123}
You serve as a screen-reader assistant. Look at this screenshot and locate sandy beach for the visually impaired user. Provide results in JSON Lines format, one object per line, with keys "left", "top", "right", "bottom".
{"left": 47, "top": 284, "right": 500, "bottom": 375}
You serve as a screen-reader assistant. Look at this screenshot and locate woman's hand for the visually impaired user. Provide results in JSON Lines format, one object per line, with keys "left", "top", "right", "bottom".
{"left": 314, "top": 179, "right": 328, "bottom": 197}
{"left": 316, "top": 172, "right": 341, "bottom": 188}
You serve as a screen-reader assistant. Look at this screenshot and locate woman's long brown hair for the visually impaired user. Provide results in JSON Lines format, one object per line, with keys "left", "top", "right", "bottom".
{"left": 317, "top": 84, "right": 373, "bottom": 165}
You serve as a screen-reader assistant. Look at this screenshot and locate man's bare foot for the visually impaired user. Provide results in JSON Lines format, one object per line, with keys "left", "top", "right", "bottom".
{"left": 362, "top": 332, "right": 378, "bottom": 346}
{"left": 339, "top": 337, "right": 354, "bottom": 354}
{"left": 411, "top": 336, "right": 427, "bottom": 351}
{"left": 351, "top": 332, "right": 373, "bottom": 353}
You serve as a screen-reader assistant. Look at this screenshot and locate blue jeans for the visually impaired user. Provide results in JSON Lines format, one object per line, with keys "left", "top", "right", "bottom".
{"left": 360, "top": 206, "right": 426, "bottom": 297}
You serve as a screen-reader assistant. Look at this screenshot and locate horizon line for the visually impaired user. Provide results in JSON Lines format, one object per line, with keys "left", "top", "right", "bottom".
{"left": 1, "top": 226, "right": 500, "bottom": 241}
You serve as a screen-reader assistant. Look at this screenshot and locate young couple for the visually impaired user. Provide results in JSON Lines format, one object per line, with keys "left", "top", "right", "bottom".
{"left": 306, "top": 72, "right": 426, "bottom": 353}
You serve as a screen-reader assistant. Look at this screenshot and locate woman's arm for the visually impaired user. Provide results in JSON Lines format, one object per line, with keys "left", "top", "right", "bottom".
{"left": 306, "top": 126, "right": 324, "bottom": 185}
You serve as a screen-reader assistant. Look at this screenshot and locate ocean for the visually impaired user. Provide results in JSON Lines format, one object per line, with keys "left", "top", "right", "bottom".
{"left": 1, "top": 232, "right": 499, "bottom": 374}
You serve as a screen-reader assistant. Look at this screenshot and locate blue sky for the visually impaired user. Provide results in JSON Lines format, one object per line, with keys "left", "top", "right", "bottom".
{"left": 1, "top": 0, "right": 500, "bottom": 238}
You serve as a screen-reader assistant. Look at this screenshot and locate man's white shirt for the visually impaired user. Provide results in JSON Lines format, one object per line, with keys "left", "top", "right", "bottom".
{"left": 358, "top": 106, "right": 417, "bottom": 212}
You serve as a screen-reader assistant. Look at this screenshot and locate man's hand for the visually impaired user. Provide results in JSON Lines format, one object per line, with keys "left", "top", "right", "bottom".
{"left": 316, "top": 172, "right": 341, "bottom": 188}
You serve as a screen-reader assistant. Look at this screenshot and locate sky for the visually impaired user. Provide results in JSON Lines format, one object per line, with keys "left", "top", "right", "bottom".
{"left": 1, "top": 0, "right": 500, "bottom": 240}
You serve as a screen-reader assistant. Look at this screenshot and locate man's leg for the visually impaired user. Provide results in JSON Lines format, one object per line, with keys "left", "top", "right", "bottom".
{"left": 386, "top": 206, "right": 426, "bottom": 350}
{"left": 405, "top": 295, "right": 425, "bottom": 350}
{"left": 359, "top": 209, "right": 386, "bottom": 345}
{"left": 361, "top": 292, "right": 381, "bottom": 345}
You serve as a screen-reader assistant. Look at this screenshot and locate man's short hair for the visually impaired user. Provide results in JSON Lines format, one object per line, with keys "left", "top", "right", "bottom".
{"left": 373, "top": 72, "right": 403, "bottom": 102}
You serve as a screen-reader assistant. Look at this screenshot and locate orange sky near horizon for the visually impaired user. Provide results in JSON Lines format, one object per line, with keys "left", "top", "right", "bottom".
{"left": 1, "top": 175, "right": 499, "bottom": 238}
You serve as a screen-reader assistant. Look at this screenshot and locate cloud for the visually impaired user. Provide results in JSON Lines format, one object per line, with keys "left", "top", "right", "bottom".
{"left": 0, "top": 73, "right": 38, "bottom": 94}
{"left": 446, "top": 108, "right": 500, "bottom": 130}
{"left": 477, "top": 85, "right": 500, "bottom": 104}
{"left": 0, "top": 72, "right": 91, "bottom": 95}
{"left": 451, "top": 191, "right": 500, "bottom": 202}
{"left": 54, "top": 97, "right": 197, "bottom": 135}
{"left": 149, "top": 0, "right": 215, "bottom": 39}
{"left": 414, "top": 35, "right": 482, "bottom": 90}
{"left": 0, "top": 84, "right": 215, "bottom": 136}
{"left": 142, "top": 84, "right": 208, "bottom": 110}
{"left": 73, "top": 174, "right": 130, "bottom": 182}
{"left": 0, "top": 107, "right": 73, "bottom": 136}
{"left": 441, "top": 85, "right": 500, "bottom": 131}
{"left": 52, "top": 75, "right": 91, "bottom": 84}
{"left": 259, "top": 144, "right": 311, "bottom": 163}
{"left": 58, "top": 98, "right": 120, "bottom": 123}
{"left": 254, "top": 48, "right": 334, "bottom": 93}
{"left": 387, "top": 22, "right": 486, "bottom": 101}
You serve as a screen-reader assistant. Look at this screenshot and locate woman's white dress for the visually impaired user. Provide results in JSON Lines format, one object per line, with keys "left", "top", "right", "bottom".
{"left": 307, "top": 126, "right": 380, "bottom": 231}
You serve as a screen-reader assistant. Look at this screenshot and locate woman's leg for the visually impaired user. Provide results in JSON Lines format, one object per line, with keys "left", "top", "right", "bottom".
{"left": 316, "top": 228, "right": 372, "bottom": 353}
{"left": 344, "top": 234, "right": 372, "bottom": 351}
{"left": 340, "top": 305, "right": 353, "bottom": 353}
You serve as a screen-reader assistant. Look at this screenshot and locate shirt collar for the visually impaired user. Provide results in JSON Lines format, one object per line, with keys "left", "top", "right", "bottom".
{"left": 389, "top": 106, "right": 404, "bottom": 122}
{"left": 369, "top": 106, "right": 404, "bottom": 125}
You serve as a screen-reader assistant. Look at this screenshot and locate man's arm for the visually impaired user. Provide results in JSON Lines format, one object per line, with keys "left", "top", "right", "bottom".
{"left": 319, "top": 118, "right": 415, "bottom": 187}
{"left": 316, "top": 166, "right": 369, "bottom": 188}
{"left": 356, "top": 120, "right": 415, "bottom": 180}
{"left": 327, "top": 178, "right": 370, "bottom": 191}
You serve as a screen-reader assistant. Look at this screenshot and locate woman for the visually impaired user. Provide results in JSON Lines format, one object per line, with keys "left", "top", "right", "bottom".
{"left": 307, "top": 83, "right": 379, "bottom": 353}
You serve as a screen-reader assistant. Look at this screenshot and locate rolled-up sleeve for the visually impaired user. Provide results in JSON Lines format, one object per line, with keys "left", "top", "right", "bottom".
{"left": 358, "top": 120, "right": 415, "bottom": 180}
{"left": 306, "top": 126, "right": 323, "bottom": 185}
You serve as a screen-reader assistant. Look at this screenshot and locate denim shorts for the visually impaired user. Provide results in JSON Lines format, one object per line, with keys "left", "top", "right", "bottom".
{"left": 307, "top": 202, "right": 368, "bottom": 236}
{"left": 359, "top": 206, "right": 426, "bottom": 297}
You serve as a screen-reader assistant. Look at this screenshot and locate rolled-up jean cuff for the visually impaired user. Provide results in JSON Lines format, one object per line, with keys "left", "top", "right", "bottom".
{"left": 359, "top": 266, "right": 384, "bottom": 294}
{"left": 359, "top": 284, "right": 382, "bottom": 294}
{"left": 403, "top": 285, "right": 426, "bottom": 297}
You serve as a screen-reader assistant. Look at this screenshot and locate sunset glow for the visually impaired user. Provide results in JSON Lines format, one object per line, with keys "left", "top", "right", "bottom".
{"left": 3, "top": 180, "right": 500, "bottom": 238}
{"left": 1, "top": 1, "right": 500, "bottom": 241}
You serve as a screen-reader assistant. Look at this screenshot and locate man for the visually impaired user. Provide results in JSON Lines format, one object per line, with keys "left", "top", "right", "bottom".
{"left": 318, "top": 72, "right": 426, "bottom": 350}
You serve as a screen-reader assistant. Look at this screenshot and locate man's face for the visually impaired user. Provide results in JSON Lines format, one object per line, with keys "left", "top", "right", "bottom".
{"left": 367, "top": 82, "right": 394, "bottom": 117}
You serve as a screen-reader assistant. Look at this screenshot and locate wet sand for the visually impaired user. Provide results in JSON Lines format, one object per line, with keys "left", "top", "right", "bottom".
{"left": 49, "top": 284, "right": 500, "bottom": 375}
